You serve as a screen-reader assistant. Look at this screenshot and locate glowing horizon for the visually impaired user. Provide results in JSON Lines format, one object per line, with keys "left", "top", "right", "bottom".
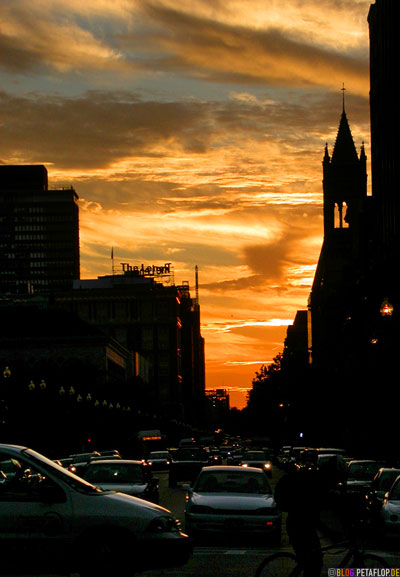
{"left": 0, "top": 0, "right": 372, "bottom": 408}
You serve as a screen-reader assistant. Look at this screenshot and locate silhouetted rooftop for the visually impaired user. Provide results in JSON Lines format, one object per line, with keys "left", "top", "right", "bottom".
{"left": 0, "top": 165, "right": 48, "bottom": 191}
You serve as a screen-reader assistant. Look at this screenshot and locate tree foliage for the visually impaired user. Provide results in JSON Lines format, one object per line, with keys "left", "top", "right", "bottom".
{"left": 244, "top": 353, "right": 285, "bottom": 436}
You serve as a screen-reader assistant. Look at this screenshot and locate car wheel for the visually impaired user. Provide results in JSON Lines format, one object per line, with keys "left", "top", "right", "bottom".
{"left": 78, "top": 528, "right": 135, "bottom": 577}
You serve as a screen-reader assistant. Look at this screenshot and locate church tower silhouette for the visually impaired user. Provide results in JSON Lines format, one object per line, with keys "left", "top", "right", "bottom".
{"left": 310, "top": 94, "right": 369, "bottom": 371}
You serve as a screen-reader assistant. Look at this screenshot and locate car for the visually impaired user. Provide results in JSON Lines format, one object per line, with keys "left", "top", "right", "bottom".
{"left": 67, "top": 451, "right": 102, "bottom": 475}
{"left": 380, "top": 474, "right": 400, "bottom": 538}
{"left": 147, "top": 450, "right": 172, "bottom": 470}
{"left": 81, "top": 459, "right": 160, "bottom": 503}
{"left": 184, "top": 465, "right": 281, "bottom": 543}
{"left": 365, "top": 468, "right": 400, "bottom": 521}
{"left": 0, "top": 444, "right": 192, "bottom": 577}
{"left": 169, "top": 447, "right": 210, "bottom": 487}
{"left": 298, "top": 447, "right": 346, "bottom": 470}
{"left": 344, "top": 460, "right": 386, "bottom": 496}
{"left": 179, "top": 437, "right": 198, "bottom": 447}
{"left": 226, "top": 449, "right": 243, "bottom": 465}
{"left": 240, "top": 450, "right": 273, "bottom": 477}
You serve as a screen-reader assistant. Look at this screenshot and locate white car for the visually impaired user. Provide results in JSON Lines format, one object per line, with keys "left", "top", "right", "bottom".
{"left": 0, "top": 444, "right": 192, "bottom": 577}
{"left": 380, "top": 474, "right": 400, "bottom": 538}
{"left": 184, "top": 465, "right": 281, "bottom": 543}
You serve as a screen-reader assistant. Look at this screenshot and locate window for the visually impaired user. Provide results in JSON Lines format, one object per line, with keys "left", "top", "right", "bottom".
{"left": 0, "top": 453, "right": 65, "bottom": 503}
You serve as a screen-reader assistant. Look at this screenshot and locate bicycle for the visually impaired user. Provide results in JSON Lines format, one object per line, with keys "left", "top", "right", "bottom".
{"left": 254, "top": 540, "right": 390, "bottom": 576}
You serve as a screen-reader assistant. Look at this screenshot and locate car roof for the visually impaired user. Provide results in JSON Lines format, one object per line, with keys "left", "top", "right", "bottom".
{"left": 0, "top": 444, "right": 27, "bottom": 451}
{"left": 85, "top": 459, "right": 144, "bottom": 466}
{"left": 348, "top": 459, "right": 380, "bottom": 464}
{"left": 200, "top": 465, "right": 264, "bottom": 473}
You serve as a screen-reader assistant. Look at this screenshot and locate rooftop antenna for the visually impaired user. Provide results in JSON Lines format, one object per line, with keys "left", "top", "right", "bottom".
{"left": 111, "top": 246, "right": 115, "bottom": 275}
{"left": 195, "top": 265, "right": 199, "bottom": 304}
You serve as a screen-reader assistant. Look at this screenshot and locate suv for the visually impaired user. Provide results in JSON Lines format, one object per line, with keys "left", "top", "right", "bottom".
{"left": 169, "top": 447, "right": 209, "bottom": 487}
{"left": 0, "top": 444, "right": 192, "bottom": 576}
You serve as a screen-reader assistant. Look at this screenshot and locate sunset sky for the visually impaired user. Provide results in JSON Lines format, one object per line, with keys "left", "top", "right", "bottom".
{"left": 0, "top": 0, "right": 372, "bottom": 408}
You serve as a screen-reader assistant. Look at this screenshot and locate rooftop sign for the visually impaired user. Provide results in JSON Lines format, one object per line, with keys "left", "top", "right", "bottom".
{"left": 120, "top": 262, "right": 173, "bottom": 277}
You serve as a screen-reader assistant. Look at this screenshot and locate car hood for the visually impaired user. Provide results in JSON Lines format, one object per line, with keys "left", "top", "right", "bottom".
{"left": 190, "top": 492, "right": 275, "bottom": 509}
{"left": 68, "top": 487, "right": 171, "bottom": 530}
{"left": 172, "top": 460, "right": 208, "bottom": 464}
{"left": 384, "top": 499, "right": 400, "bottom": 511}
{"left": 95, "top": 482, "right": 148, "bottom": 495}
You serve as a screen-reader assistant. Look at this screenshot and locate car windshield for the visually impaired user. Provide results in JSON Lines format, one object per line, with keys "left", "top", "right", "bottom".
{"left": 390, "top": 479, "right": 400, "bottom": 500}
{"left": 194, "top": 471, "right": 271, "bottom": 494}
{"left": 24, "top": 449, "right": 101, "bottom": 493}
{"left": 173, "top": 449, "right": 207, "bottom": 461}
{"left": 378, "top": 471, "right": 400, "bottom": 491}
{"left": 243, "top": 452, "right": 264, "bottom": 460}
{"left": 348, "top": 462, "right": 382, "bottom": 480}
{"left": 150, "top": 452, "right": 169, "bottom": 459}
{"left": 85, "top": 464, "right": 145, "bottom": 484}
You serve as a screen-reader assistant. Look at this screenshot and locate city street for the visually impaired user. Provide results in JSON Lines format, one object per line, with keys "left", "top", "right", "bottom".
{"left": 139, "top": 466, "right": 399, "bottom": 577}
{"left": 139, "top": 465, "right": 287, "bottom": 577}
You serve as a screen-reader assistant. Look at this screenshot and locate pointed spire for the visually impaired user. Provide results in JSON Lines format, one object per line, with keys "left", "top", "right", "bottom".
{"left": 331, "top": 87, "right": 359, "bottom": 165}
{"left": 323, "top": 142, "right": 330, "bottom": 164}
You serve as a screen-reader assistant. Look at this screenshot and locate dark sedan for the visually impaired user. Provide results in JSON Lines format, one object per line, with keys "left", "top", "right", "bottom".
{"left": 169, "top": 448, "right": 209, "bottom": 487}
{"left": 240, "top": 450, "right": 273, "bottom": 477}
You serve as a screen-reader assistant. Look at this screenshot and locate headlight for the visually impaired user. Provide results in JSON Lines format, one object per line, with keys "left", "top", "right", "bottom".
{"left": 264, "top": 463, "right": 271, "bottom": 469}
{"left": 147, "top": 515, "right": 181, "bottom": 533}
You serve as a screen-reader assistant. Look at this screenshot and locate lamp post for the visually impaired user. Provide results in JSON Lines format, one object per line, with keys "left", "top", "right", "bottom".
{"left": 380, "top": 297, "right": 394, "bottom": 317}
{"left": 0, "top": 366, "right": 11, "bottom": 432}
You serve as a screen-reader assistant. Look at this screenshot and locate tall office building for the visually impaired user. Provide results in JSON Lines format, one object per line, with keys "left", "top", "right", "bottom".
{"left": 369, "top": 0, "right": 400, "bottom": 258}
{"left": 0, "top": 165, "right": 80, "bottom": 294}
{"left": 56, "top": 267, "right": 205, "bottom": 423}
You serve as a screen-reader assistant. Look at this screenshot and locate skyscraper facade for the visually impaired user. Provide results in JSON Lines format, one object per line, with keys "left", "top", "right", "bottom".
{"left": 369, "top": 0, "right": 400, "bottom": 256}
{"left": 0, "top": 165, "right": 80, "bottom": 294}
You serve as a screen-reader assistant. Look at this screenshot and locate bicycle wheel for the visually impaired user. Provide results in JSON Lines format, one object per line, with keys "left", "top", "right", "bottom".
{"left": 361, "top": 553, "right": 390, "bottom": 569}
{"left": 255, "top": 552, "right": 303, "bottom": 577}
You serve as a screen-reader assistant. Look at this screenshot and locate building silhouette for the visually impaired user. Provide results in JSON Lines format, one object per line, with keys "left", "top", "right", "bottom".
{"left": 309, "top": 100, "right": 369, "bottom": 378}
{"left": 0, "top": 164, "right": 205, "bottom": 436}
{"left": 284, "top": 0, "right": 400, "bottom": 453}
{"left": 369, "top": 0, "right": 400, "bottom": 260}
{"left": 56, "top": 267, "right": 205, "bottom": 424}
{"left": 0, "top": 165, "right": 80, "bottom": 294}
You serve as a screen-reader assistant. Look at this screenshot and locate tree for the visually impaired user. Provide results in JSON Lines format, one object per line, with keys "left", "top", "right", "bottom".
{"left": 245, "top": 353, "right": 285, "bottom": 438}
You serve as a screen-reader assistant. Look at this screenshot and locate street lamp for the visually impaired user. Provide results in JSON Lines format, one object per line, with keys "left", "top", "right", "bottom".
{"left": 3, "top": 367, "right": 11, "bottom": 379}
{"left": 380, "top": 298, "right": 394, "bottom": 317}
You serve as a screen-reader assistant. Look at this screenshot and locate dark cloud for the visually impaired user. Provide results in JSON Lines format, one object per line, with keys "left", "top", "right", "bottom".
{"left": 131, "top": 2, "right": 369, "bottom": 89}
{"left": 0, "top": 90, "right": 215, "bottom": 169}
{"left": 0, "top": 88, "right": 369, "bottom": 173}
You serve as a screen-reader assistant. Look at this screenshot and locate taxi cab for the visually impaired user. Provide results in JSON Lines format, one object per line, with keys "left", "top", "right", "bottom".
{"left": 0, "top": 444, "right": 192, "bottom": 576}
